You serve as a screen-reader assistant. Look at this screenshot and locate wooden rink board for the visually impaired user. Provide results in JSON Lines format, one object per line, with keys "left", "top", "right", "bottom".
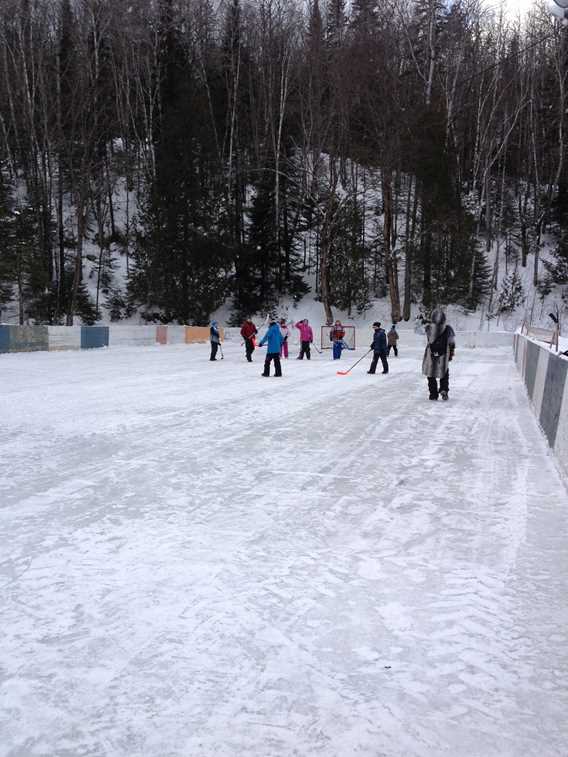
{"left": 184, "top": 326, "right": 224, "bottom": 344}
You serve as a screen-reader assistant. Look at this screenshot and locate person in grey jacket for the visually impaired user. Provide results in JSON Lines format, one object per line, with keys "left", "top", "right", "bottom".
{"left": 387, "top": 325, "right": 399, "bottom": 356}
{"left": 422, "top": 309, "right": 455, "bottom": 400}
{"left": 368, "top": 322, "right": 389, "bottom": 375}
{"left": 210, "top": 320, "right": 221, "bottom": 361}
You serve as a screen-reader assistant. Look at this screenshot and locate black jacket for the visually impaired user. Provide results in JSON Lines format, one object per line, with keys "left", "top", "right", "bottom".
{"left": 371, "top": 329, "right": 387, "bottom": 353}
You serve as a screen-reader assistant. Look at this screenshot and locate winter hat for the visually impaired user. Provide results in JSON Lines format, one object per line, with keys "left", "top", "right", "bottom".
{"left": 431, "top": 309, "right": 446, "bottom": 325}
{"left": 211, "top": 320, "right": 218, "bottom": 327}
{"left": 372, "top": 321, "right": 381, "bottom": 328}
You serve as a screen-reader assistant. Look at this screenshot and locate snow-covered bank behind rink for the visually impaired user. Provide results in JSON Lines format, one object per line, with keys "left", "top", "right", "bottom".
{"left": 1, "top": 337, "right": 568, "bottom": 756}
{"left": 514, "top": 332, "right": 568, "bottom": 480}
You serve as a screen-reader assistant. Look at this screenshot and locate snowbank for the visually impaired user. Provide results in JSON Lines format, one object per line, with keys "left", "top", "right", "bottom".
{"left": 514, "top": 332, "right": 568, "bottom": 480}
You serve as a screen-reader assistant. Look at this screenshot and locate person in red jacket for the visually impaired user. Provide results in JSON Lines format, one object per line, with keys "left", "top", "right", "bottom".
{"left": 240, "top": 318, "right": 257, "bottom": 362}
{"left": 330, "top": 320, "right": 346, "bottom": 360}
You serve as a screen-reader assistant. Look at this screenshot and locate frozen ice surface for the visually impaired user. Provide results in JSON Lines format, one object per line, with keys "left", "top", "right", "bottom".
{"left": 1, "top": 340, "right": 567, "bottom": 756}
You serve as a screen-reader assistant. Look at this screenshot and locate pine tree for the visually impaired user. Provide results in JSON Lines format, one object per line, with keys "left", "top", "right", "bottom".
{"left": 0, "top": 174, "right": 16, "bottom": 310}
{"left": 497, "top": 271, "right": 525, "bottom": 315}
{"left": 349, "top": 0, "right": 378, "bottom": 34}
{"left": 129, "top": 0, "right": 231, "bottom": 324}
{"left": 326, "top": 0, "right": 346, "bottom": 48}
{"left": 327, "top": 197, "right": 372, "bottom": 316}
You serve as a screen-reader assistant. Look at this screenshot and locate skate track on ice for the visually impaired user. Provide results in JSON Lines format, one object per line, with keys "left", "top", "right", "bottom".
{"left": 1, "top": 339, "right": 568, "bottom": 757}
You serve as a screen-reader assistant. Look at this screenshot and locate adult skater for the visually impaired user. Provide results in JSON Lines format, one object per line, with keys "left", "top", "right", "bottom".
{"left": 295, "top": 319, "right": 313, "bottom": 360}
{"left": 259, "top": 319, "right": 283, "bottom": 377}
{"left": 422, "top": 308, "right": 455, "bottom": 400}
{"left": 279, "top": 318, "right": 290, "bottom": 359}
{"left": 210, "top": 320, "right": 221, "bottom": 361}
{"left": 368, "top": 321, "right": 389, "bottom": 375}
{"left": 387, "top": 324, "right": 399, "bottom": 356}
{"left": 330, "top": 320, "right": 346, "bottom": 360}
{"left": 240, "top": 317, "right": 257, "bottom": 362}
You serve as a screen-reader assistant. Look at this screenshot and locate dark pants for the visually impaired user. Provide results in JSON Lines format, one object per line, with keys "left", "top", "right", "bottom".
{"left": 245, "top": 338, "right": 255, "bottom": 362}
{"left": 210, "top": 342, "right": 219, "bottom": 360}
{"left": 298, "top": 341, "right": 311, "bottom": 360}
{"left": 428, "top": 371, "right": 449, "bottom": 398}
{"left": 262, "top": 352, "right": 282, "bottom": 376}
{"left": 388, "top": 344, "right": 398, "bottom": 356}
{"left": 369, "top": 351, "right": 388, "bottom": 374}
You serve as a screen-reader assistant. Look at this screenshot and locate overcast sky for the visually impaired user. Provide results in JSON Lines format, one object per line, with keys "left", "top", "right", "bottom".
{"left": 502, "top": 0, "right": 537, "bottom": 17}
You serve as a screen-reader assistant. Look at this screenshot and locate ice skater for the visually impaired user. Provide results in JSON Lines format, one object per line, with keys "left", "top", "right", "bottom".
{"left": 422, "top": 308, "right": 455, "bottom": 400}
{"left": 279, "top": 318, "right": 290, "bottom": 359}
{"left": 330, "top": 320, "right": 346, "bottom": 360}
{"left": 295, "top": 319, "right": 314, "bottom": 359}
{"left": 240, "top": 317, "right": 257, "bottom": 362}
{"left": 209, "top": 320, "right": 221, "bottom": 361}
{"left": 368, "top": 321, "right": 389, "bottom": 374}
{"left": 387, "top": 324, "right": 399, "bottom": 356}
{"left": 259, "top": 319, "right": 283, "bottom": 377}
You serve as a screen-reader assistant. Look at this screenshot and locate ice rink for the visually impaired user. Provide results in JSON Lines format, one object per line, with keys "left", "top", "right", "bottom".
{"left": 1, "top": 337, "right": 568, "bottom": 756}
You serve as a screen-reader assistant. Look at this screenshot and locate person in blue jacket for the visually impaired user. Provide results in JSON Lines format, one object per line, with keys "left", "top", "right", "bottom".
{"left": 259, "top": 319, "right": 284, "bottom": 377}
{"left": 210, "top": 320, "right": 221, "bottom": 361}
{"left": 368, "top": 321, "right": 389, "bottom": 374}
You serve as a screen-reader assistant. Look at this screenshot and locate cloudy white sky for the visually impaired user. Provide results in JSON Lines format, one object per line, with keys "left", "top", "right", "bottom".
{"left": 502, "top": 0, "right": 537, "bottom": 17}
{"left": 481, "top": 0, "right": 537, "bottom": 18}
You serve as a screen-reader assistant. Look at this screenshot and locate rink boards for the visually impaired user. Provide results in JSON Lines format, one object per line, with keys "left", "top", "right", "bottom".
{"left": 514, "top": 332, "right": 568, "bottom": 480}
{"left": 0, "top": 325, "right": 223, "bottom": 353}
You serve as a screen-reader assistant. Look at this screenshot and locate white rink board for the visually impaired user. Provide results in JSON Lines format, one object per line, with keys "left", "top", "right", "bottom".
{"left": 47, "top": 326, "right": 81, "bottom": 350}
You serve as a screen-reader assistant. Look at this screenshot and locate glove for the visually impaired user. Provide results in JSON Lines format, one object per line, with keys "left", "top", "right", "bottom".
{"left": 449, "top": 348, "right": 455, "bottom": 362}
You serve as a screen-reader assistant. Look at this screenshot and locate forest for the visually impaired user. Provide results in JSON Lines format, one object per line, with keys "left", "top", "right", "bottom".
{"left": 0, "top": 0, "right": 567, "bottom": 327}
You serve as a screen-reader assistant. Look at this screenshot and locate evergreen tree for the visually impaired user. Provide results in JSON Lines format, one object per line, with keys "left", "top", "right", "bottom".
{"left": 326, "top": 0, "right": 346, "bottom": 48}
{"left": 328, "top": 198, "right": 372, "bottom": 315}
{"left": 497, "top": 271, "right": 525, "bottom": 315}
{"left": 0, "top": 174, "right": 16, "bottom": 309}
{"left": 129, "top": 0, "right": 231, "bottom": 323}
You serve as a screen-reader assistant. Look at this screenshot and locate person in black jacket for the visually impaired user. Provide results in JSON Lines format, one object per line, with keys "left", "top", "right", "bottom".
{"left": 368, "top": 321, "right": 389, "bottom": 374}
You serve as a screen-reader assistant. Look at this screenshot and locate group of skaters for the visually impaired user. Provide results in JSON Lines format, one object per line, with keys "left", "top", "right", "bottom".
{"left": 236, "top": 317, "right": 316, "bottom": 377}
{"left": 210, "top": 309, "right": 456, "bottom": 400}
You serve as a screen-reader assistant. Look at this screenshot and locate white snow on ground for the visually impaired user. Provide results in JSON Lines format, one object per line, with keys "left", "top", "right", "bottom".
{"left": 1, "top": 338, "right": 568, "bottom": 757}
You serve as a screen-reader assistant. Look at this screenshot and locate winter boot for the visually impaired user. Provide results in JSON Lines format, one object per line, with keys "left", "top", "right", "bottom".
{"left": 440, "top": 390, "right": 449, "bottom": 401}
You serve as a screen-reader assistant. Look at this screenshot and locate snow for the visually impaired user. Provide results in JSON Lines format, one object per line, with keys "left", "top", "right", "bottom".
{"left": 1, "top": 337, "right": 568, "bottom": 756}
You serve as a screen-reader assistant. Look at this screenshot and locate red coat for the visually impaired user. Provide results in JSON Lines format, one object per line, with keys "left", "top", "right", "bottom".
{"left": 241, "top": 321, "right": 257, "bottom": 340}
{"left": 331, "top": 326, "right": 345, "bottom": 342}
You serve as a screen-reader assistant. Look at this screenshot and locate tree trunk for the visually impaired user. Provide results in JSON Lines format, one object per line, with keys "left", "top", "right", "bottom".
{"left": 403, "top": 176, "right": 415, "bottom": 321}
{"left": 67, "top": 186, "right": 87, "bottom": 326}
{"left": 382, "top": 171, "right": 401, "bottom": 322}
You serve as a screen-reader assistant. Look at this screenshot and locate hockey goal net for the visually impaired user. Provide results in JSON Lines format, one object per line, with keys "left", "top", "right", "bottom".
{"left": 320, "top": 325, "right": 356, "bottom": 350}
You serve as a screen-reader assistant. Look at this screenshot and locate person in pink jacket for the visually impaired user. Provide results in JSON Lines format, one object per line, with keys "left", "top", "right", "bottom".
{"left": 295, "top": 319, "right": 314, "bottom": 360}
{"left": 279, "top": 318, "right": 290, "bottom": 359}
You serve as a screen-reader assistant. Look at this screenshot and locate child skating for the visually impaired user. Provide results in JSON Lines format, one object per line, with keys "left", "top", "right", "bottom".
{"left": 330, "top": 320, "right": 346, "bottom": 360}
{"left": 295, "top": 319, "right": 314, "bottom": 360}
{"left": 279, "top": 318, "right": 290, "bottom": 359}
{"left": 259, "top": 319, "right": 284, "bottom": 377}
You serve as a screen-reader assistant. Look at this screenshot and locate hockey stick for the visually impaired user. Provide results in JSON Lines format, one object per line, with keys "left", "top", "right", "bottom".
{"left": 219, "top": 343, "right": 224, "bottom": 360}
{"left": 336, "top": 349, "right": 372, "bottom": 376}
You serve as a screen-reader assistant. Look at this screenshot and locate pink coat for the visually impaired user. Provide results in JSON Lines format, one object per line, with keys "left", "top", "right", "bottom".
{"left": 295, "top": 321, "right": 313, "bottom": 342}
